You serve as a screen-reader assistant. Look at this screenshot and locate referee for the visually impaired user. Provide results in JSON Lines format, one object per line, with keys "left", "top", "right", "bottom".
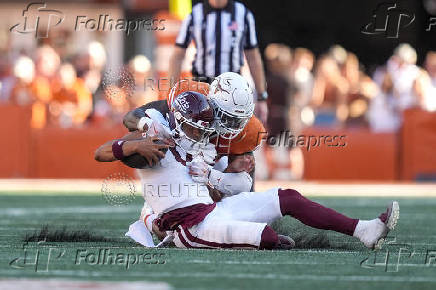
{"left": 168, "top": 0, "right": 268, "bottom": 122}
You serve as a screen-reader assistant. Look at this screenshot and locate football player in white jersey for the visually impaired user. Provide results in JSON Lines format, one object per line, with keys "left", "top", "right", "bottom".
{"left": 95, "top": 90, "right": 399, "bottom": 250}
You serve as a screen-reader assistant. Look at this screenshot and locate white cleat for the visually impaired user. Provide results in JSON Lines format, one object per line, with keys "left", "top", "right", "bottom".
{"left": 277, "top": 234, "right": 296, "bottom": 250}
{"left": 354, "top": 201, "right": 400, "bottom": 250}
{"left": 374, "top": 201, "right": 400, "bottom": 250}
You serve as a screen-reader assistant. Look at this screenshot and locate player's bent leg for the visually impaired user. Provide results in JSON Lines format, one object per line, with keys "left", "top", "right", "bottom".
{"left": 218, "top": 187, "right": 283, "bottom": 224}
{"left": 173, "top": 221, "right": 293, "bottom": 250}
{"left": 278, "top": 189, "right": 400, "bottom": 249}
{"left": 278, "top": 189, "right": 358, "bottom": 236}
{"left": 173, "top": 219, "right": 266, "bottom": 249}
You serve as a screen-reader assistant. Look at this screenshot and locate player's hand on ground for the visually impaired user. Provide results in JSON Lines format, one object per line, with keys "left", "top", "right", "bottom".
{"left": 225, "top": 153, "right": 255, "bottom": 173}
{"left": 187, "top": 157, "right": 211, "bottom": 184}
{"left": 132, "top": 136, "right": 172, "bottom": 166}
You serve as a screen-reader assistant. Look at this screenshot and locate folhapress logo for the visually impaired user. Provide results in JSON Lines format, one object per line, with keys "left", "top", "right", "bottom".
{"left": 361, "top": 2, "right": 415, "bottom": 38}
{"left": 10, "top": 2, "right": 64, "bottom": 38}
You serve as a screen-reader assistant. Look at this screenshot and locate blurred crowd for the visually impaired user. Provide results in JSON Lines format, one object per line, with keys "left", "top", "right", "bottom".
{"left": 0, "top": 42, "right": 157, "bottom": 129}
{"left": 260, "top": 43, "right": 435, "bottom": 180}
{"left": 264, "top": 43, "right": 436, "bottom": 137}
{"left": 0, "top": 42, "right": 435, "bottom": 133}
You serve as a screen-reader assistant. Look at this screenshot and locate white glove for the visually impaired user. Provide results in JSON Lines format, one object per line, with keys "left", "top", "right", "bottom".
{"left": 147, "top": 120, "right": 172, "bottom": 140}
{"left": 199, "top": 143, "right": 217, "bottom": 165}
{"left": 187, "top": 156, "right": 211, "bottom": 184}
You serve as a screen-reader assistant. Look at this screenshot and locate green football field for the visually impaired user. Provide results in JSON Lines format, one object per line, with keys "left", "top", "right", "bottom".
{"left": 1, "top": 192, "right": 436, "bottom": 290}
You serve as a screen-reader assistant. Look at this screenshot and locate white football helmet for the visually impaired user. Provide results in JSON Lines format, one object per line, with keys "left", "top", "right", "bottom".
{"left": 208, "top": 72, "right": 255, "bottom": 139}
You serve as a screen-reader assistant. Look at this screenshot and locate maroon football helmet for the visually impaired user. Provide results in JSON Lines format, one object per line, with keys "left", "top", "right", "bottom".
{"left": 168, "top": 91, "right": 215, "bottom": 148}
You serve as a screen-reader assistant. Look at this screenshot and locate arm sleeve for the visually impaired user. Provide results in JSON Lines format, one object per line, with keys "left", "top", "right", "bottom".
{"left": 175, "top": 13, "right": 193, "bottom": 48}
{"left": 132, "top": 100, "right": 169, "bottom": 119}
{"left": 243, "top": 10, "right": 258, "bottom": 49}
{"left": 208, "top": 169, "right": 253, "bottom": 197}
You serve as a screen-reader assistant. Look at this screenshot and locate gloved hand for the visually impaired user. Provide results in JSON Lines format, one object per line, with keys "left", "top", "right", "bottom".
{"left": 199, "top": 142, "right": 217, "bottom": 165}
{"left": 147, "top": 120, "right": 173, "bottom": 140}
{"left": 187, "top": 156, "right": 211, "bottom": 184}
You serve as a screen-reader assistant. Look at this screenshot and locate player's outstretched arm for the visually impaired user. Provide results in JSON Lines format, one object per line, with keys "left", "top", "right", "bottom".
{"left": 94, "top": 132, "right": 169, "bottom": 165}
{"left": 94, "top": 140, "right": 138, "bottom": 162}
{"left": 123, "top": 100, "right": 169, "bottom": 132}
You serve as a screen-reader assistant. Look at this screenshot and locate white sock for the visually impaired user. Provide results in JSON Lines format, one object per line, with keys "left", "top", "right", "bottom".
{"left": 353, "top": 219, "right": 385, "bottom": 248}
{"left": 353, "top": 220, "right": 370, "bottom": 239}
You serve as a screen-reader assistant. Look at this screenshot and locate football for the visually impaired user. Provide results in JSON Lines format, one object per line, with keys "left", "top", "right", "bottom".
{"left": 118, "top": 131, "right": 168, "bottom": 169}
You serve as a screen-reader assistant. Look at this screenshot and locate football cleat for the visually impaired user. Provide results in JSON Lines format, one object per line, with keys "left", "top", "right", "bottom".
{"left": 275, "top": 234, "right": 296, "bottom": 250}
{"left": 374, "top": 201, "right": 400, "bottom": 250}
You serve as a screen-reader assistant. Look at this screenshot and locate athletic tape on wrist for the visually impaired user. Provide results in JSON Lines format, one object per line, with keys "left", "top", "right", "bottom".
{"left": 112, "top": 140, "right": 126, "bottom": 160}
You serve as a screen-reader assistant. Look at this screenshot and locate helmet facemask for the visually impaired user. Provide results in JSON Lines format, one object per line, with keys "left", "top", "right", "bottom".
{"left": 210, "top": 98, "right": 251, "bottom": 140}
{"left": 171, "top": 111, "right": 215, "bottom": 155}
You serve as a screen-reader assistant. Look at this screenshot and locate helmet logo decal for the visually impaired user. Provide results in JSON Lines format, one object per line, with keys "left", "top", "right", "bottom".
{"left": 232, "top": 88, "right": 249, "bottom": 106}
{"left": 214, "top": 78, "right": 231, "bottom": 96}
{"left": 174, "top": 94, "right": 190, "bottom": 113}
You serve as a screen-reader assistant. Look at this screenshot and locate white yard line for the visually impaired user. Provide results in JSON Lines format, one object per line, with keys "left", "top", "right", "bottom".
{"left": 0, "top": 269, "right": 436, "bottom": 283}
{"left": 1, "top": 179, "right": 436, "bottom": 197}
{"left": 0, "top": 206, "right": 138, "bottom": 216}
{"left": 0, "top": 279, "right": 171, "bottom": 290}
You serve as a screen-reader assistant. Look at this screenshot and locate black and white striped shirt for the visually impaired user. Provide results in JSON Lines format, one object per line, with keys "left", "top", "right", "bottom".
{"left": 175, "top": 0, "right": 258, "bottom": 78}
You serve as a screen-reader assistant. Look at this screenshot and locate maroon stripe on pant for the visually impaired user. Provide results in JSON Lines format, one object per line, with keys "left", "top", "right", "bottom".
{"left": 177, "top": 228, "right": 210, "bottom": 249}
{"left": 175, "top": 228, "right": 192, "bottom": 248}
{"left": 278, "top": 189, "right": 359, "bottom": 236}
{"left": 182, "top": 226, "right": 259, "bottom": 249}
